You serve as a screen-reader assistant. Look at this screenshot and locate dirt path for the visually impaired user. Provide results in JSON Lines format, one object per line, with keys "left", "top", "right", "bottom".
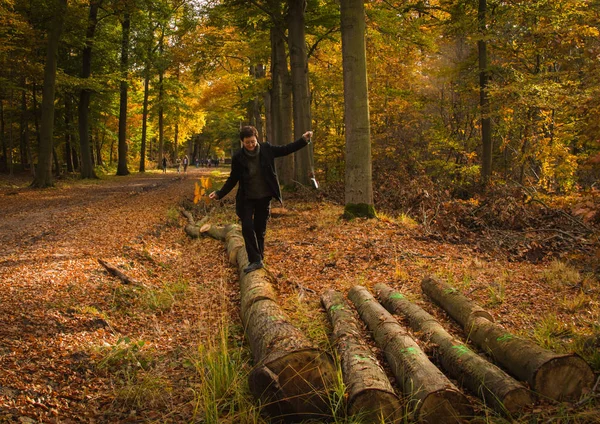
{"left": 0, "top": 169, "right": 240, "bottom": 423}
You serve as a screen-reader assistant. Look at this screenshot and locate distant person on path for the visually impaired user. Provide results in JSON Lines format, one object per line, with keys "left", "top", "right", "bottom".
{"left": 183, "top": 155, "right": 189, "bottom": 173}
{"left": 209, "top": 125, "right": 313, "bottom": 274}
{"left": 176, "top": 158, "right": 181, "bottom": 173}
{"left": 161, "top": 156, "right": 167, "bottom": 173}
{"left": 195, "top": 157, "right": 199, "bottom": 168}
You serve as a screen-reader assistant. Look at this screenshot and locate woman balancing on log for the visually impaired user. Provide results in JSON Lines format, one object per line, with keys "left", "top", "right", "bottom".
{"left": 209, "top": 125, "right": 313, "bottom": 274}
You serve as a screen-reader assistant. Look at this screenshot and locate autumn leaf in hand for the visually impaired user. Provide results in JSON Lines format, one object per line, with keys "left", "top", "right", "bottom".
{"left": 194, "top": 182, "right": 202, "bottom": 204}
{"left": 193, "top": 177, "right": 212, "bottom": 204}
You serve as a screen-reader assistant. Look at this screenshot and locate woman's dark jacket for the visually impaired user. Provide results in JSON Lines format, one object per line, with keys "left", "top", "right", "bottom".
{"left": 215, "top": 137, "right": 308, "bottom": 216}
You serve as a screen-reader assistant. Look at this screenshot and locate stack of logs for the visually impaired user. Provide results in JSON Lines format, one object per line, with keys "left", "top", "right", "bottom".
{"left": 186, "top": 217, "right": 595, "bottom": 423}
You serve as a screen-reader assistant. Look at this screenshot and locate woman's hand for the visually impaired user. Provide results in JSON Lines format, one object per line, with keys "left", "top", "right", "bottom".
{"left": 302, "top": 131, "right": 313, "bottom": 141}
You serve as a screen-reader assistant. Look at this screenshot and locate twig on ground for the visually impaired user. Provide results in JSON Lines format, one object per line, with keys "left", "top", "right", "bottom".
{"left": 98, "top": 259, "right": 144, "bottom": 287}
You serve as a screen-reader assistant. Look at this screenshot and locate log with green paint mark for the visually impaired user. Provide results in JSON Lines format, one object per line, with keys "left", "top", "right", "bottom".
{"left": 422, "top": 276, "right": 595, "bottom": 401}
{"left": 375, "top": 282, "right": 533, "bottom": 416}
{"left": 349, "top": 285, "right": 473, "bottom": 424}
{"left": 321, "top": 289, "right": 402, "bottom": 423}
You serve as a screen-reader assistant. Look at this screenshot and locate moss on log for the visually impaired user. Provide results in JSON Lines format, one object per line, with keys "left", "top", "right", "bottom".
{"left": 422, "top": 276, "right": 595, "bottom": 401}
{"left": 194, "top": 222, "right": 336, "bottom": 421}
{"left": 375, "top": 283, "right": 534, "bottom": 415}
{"left": 321, "top": 289, "right": 402, "bottom": 422}
{"left": 348, "top": 285, "right": 473, "bottom": 423}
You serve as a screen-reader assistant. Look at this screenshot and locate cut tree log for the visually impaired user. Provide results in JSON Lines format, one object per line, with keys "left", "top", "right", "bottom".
{"left": 375, "top": 283, "right": 534, "bottom": 415}
{"left": 348, "top": 285, "right": 473, "bottom": 424}
{"left": 180, "top": 210, "right": 209, "bottom": 238}
{"left": 321, "top": 289, "right": 402, "bottom": 423}
{"left": 420, "top": 276, "right": 494, "bottom": 326}
{"left": 422, "top": 276, "right": 595, "bottom": 401}
{"left": 194, "top": 222, "right": 336, "bottom": 421}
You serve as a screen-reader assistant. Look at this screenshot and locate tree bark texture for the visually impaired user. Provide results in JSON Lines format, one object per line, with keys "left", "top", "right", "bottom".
{"left": 33, "top": 0, "right": 67, "bottom": 188}
{"left": 192, "top": 222, "right": 335, "bottom": 421}
{"left": 287, "top": 0, "right": 311, "bottom": 185}
{"left": 79, "top": 0, "right": 100, "bottom": 179}
{"left": 321, "top": 289, "right": 402, "bottom": 422}
{"left": 348, "top": 286, "right": 472, "bottom": 423}
{"left": 422, "top": 277, "right": 595, "bottom": 401}
{"left": 270, "top": 21, "right": 294, "bottom": 185}
{"left": 479, "top": 0, "right": 492, "bottom": 185}
{"left": 375, "top": 283, "right": 534, "bottom": 415}
{"left": 117, "top": 12, "right": 131, "bottom": 176}
{"left": 421, "top": 276, "right": 494, "bottom": 327}
{"left": 340, "top": 0, "right": 373, "bottom": 208}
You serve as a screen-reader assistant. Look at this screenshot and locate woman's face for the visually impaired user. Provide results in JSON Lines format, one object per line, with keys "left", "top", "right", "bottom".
{"left": 242, "top": 136, "right": 258, "bottom": 151}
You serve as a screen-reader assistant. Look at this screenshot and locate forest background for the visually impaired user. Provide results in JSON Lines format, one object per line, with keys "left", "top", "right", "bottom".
{"left": 1, "top": 0, "right": 600, "bottom": 423}
{"left": 1, "top": 0, "right": 599, "bottom": 196}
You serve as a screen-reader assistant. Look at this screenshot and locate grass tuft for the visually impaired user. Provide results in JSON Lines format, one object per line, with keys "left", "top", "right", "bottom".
{"left": 543, "top": 260, "right": 581, "bottom": 290}
{"left": 166, "top": 207, "right": 180, "bottom": 227}
{"left": 190, "top": 320, "right": 263, "bottom": 423}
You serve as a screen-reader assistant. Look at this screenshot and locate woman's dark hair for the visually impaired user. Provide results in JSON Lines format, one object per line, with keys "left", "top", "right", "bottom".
{"left": 239, "top": 125, "right": 258, "bottom": 141}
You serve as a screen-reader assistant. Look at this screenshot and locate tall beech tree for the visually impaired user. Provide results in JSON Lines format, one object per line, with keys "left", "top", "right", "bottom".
{"left": 340, "top": 0, "right": 374, "bottom": 218}
{"left": 33, "top": 0, "right": 67, "bottom": 188}
{"left": 478, "top": 0, "right": 492, "bottom": 186}
{"left": 287, "top": 0, "right": 311, "bottom": 185}
{"left": 116, "top": 11, "right": 131, "bottom": 176}
{"left": 79, "top": 0, "right": 102, "bottom": 179}
{"left": 268, "top": 0, "right": 294, "bottom": 184}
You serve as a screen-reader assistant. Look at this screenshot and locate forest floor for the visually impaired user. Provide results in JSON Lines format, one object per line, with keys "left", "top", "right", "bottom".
{"left": 0, "top": 167, "right": 598, "bottom": 423}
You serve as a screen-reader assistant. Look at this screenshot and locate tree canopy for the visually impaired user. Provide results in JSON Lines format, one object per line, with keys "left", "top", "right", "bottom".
{"left": 0, "top": 0, "right": 598, "bottom": 195}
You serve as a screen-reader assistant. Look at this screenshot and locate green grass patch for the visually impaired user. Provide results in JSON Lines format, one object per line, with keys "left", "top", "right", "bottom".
{"left": 533, "top": 313, "right": 574, "bottom": 351}
{"left": 189, "top": 320, "right": 263, "bottom": 423}
{"left": 97, "top": 337, "right": 154, "bottom": 374}
{"left": 166, "top": 206, "right": 180, "bottom": 227}
{"left": 143, "top": 278, "right": 189, "bottom": 312}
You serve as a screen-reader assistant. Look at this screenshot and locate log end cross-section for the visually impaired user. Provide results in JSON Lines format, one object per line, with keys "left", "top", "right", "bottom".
{"left": 532, "top": 354, "right": 596, "bottom": 401}
{"left": 249, "top": 349, "right": 335, "bottom": 421}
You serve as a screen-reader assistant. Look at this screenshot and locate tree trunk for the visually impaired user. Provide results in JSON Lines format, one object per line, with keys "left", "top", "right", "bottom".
{"left": 287, "top": 0, "right": 311, "bottom": 185}
{"left": 64, "top": 97, "right": 74, "bottom": 172}
{"left": 139, "top": 56, "right": 151, "bottom": 173}
{"left": 321, "top": 289, "right": 402, "bottom": 422}
{"left": 190, "top": 221, "right": 336, "bottom": 420}
{"left": 340, "top": 0, "right": 374, "bottom": 217}
{"left": 270, "top": 21, "right": 294, "bottom": 185}
{"left": 79, "top": 0, "right": 100, "bottom": 179}
{"left": 479, "top": 0, "right": 492, "bottom": 186}
{"left": 116, "top": 12, "right": 131, "bottom": 176}
{"left": 20, "top": 77, "right": 33, "bottom": 176}
{"left": 8, "top": 92, "right": 14, "bottom": 176}
{"left": 421, "top": 277, "right": 595, "bottom": 401}
{"left": 33, "top": 0, "right": 67, "bottom": 188}
{"left": 19, "top": 78, "right": 28, "bottom": 169}
{"left": 95, "top": 125, "right": 103, "bottom": 166}
{"left": 254, "top": 64, "right": 265, "bottom": 138}
{"left": 348, "top": 286, "right": 472, "bottom": 423}
{"left": 0, "top": 100, "right": 6, "bottom": 172}
{"left": 375, "top": 283, "right": 533, "bottom": 415}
